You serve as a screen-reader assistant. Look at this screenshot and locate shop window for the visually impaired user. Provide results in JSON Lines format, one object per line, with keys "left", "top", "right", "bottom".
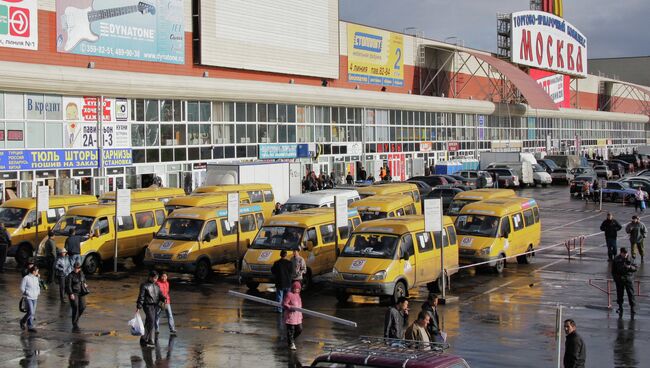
{"left": 246, "top": 124, "right": 257, "bottom": 143}
{"left": 224, "top": 146, "right": 235, "bottom": 158}
{"left": 278, "top": 104, "right": 287, "bottom": 122}
{"left": 45, "top": 95, "right": 63, "bottom": 120}
{"left": 246, "top": 103, "right": 256, "bottom": 122}
{"left": 174, "top": 124, "right": 186, "bottom": 145}
{"left": 268, "top": 104, "right": 277, "bottom": 122}
{"left": 145, "top": 124, "right": 159, "bottom": 146}
{"left": 146, "top": 149, "right": 159, "bottom": 163}
{"left": 247, "top": 145, "right": 257, "bottom": 158}
{"left": 287, "top": 104, "right": 296, "bottom": 122}
{"left": 46, "top": 123, "right": 63, "bottom": 148}
{"left": 26, "top": 122, "right": 45, "bottom": 148}
{"left": 117, "top": 215, "right": 135, "bottom": 231}
{"left": 224, "top": 102, "right": 235, "bottom": 122}
{"left": 200, "top": 146, "right": 212, "bottom": 160}
{"left": 0, "top": 92, "right": 4, "bottom": 118}
{"left": 161, "top": 100, "right": 174, "bottom": 121}
{"left": 5, "top": 93, "right": 24, "bottom": 119}
{"left": 174, "top": 148, "right": 186, "bottom": 161}
{"left": 257, "top": 103, "right": 267, "bottom": 122}
{"left": 174, "top": 100, "right": 183, "bottom": 121}
{"left": 135, "top": 211, "right": 155, "bottom": 228}
{"left": 235, "top": 102, "right": 246, "bottom": 122}
{"left": 188, "top": 147, "right": 200, "bottom": 161}
{"left": 133, "top": 149, "right": 145, "bottom": 163}
{"left": 132, "top": 124, "right": 145, "bottom": 147}
{"left": 161, "top": 148, "right": 174, "bottom": 162}
{"left": 187, "top": 101, "right": 199, "bottom": 121}
{"left": 236, "top": 146, "right": 246, "bottom": 158}
{"left": 145, "top": 100, "right": 159, "bottom": 121}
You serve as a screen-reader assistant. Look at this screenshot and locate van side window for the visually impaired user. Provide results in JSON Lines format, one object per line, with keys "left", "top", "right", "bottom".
{"left": 533, "top": 207, "right": 540, "bottom": 223}
{"left": 306, "top": 228, "right": 319, "bottom": 246}
{"left": 446, "top": 226, "right": 457, "bottom": 245}
{"left": 400, "top": 234, "right": 415, "bottom": 258}
{"left": 239, "top": 214, "right": 257, "bottom": 232}
{"left": 433, "top": 230, "right": 450, "bottom": 248}
{"left": 241, "top": 199, "right": 250, "bottom": 204}
{"left": 203, "top": 220, "right": 218, "bottom": 239}
{"left": 248, "top": 191, "right": 263, "bottom": 203}
{"left": 396, "top": 208, "right": 405, "bottom": 216}
{"left": 25, "top": 211, "right": 42, "bottom": 226}
{"left": 352, "top": 217, "right": 361, "bottom": 228}
{"left": 136, "top": 211, "right": 155, "bottom": 228}
{"left": 46, "top": 208, "right": 65, "bottom": 223}
{"left": 255, "top": 213, "right": 265, "bottom": 228}
{"left": 523, "top": 209, "right": 535, "bottom": 227}
{"left": 511, "top": 213, "right": 524, "bottom": 231}
{"left": 117, "top": 215, "right": 135, "bottom": 231}
{"left": 416, "top": 232, "right": 434, "bottom": 252}
{"left": 412, "top": 190, "right": 421, "bottom": 202}
{"left": 500, "top": 217, "right": 511, "bottom": 237}
{"left": 404, "top": 204, "right": 415, "bottom": 215}
{"left": 387, "top": 211, "right": 395, "bottom": 218}
{"left": 339, "top": 219, "right": 353, "bottom": 239}
{"left": 155, "top": 210, "right": 165, "bottom": 225}
{"left": 220, "top": 219, "right": 237, "bottom": 236}
{"left": 263, "top": 190, "right": 274, "bottom": 202}
{"left": 93, "top": 217, "right": 110, "bottom": 236}
{"left": 319, "top": 224, "right": 336, "bottom": 244}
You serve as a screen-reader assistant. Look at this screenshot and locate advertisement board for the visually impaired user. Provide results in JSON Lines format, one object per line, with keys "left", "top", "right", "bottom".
{"left": 0, "top": 149, "right": 132, "bottom": 170}
{"left": 258, "top": 144, "right": 310, "bottom": 159}
{"left": 529, "top": 68, "right": 570, "bottom": 107}
{"left": 511, "top": 11, "right": 587, "bottom": 78}
{"left": 347, "top": 24, "right": 404, "bottom": 87}
{"left": 61, "top": 97, "right": 130, "bottom": 149}
{"left": 0, "top": 0, "right": 38, "bottom": 50}
{"left": 56, "top": 0, "right": 185, "bottom": 64}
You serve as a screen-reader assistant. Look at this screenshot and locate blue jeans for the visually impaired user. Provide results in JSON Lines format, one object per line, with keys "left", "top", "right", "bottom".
{"left": 606, "top": 237, "right": 618, "bottom": 259}
{"left": 70, "top": 254, "right": 82, "bottom": 267}
{"left": 155, "top": 303, "right": 176, "bottom": 332}
{"left": 21, "top": 299, "right": 37, "bottom": 329}
{"left": 276, "top": 287, "right": 289, "bottom": 312}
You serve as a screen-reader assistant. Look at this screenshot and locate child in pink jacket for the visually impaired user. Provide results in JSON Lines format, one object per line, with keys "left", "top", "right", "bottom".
{"left": 283, "top": 281, "right": 303, "bottom": 350}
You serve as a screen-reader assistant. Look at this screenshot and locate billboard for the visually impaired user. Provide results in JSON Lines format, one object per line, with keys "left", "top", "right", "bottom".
{"left": 56, "top": 0, "right": 185, "bottom": 64}
{"left": 347, "top": 24, "right": 404, "bottom": 87}
{"left": 0, "top": 148, "right": 132, "bottom": 170}
{"left": 529, "top": 68, "right": 570, "bottom": 107}
{"left": 0, "top": 0, "right": 37, "bottom": 50}
{"left": 511, "top": 11, "right": 587, "bottom": 78}
{"left": 62, "top": 97, "right": 131, "bottom": 149}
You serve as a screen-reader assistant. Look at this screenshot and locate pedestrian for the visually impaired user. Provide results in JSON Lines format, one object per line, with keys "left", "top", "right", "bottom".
{"left": 380, "top": 166, "right": 386, "bottom": 180}
{"left": 283, "top": 281, "right": 303, "bottom": 350}
{"left": 383, "top": 296, "right": 409, "bottom": 339}
{"left": 65, "top": 228, "right": 83, "bottom": 267}
{"left": 563, "top": 319, "right": 586, "bottom": 368}
{"left": 346, "top": 171, "right": 354, "bottom": 185}
{"left": 155, "top": 271, "right": 177, "bottom": 337}
{"left": 20, "top": 265, "right": 41, "bottom": 332}
{"left": 65, "top": 262, "right": 88, "bottom": 330}
{"left": 612, "top": 247, "right": 637, "bottom": 317}
{"left": 405, "top": 311, "right": 431, "bottom": 343}
{"left": 291, "top": 249, "right": 306, "bottom": 283}
{"left": 330, "top": 171, "right": 337, "bottom": 188}
{"left": 385, "top": 167, "right": 392, "bottom": 181}
{"left": 0, "top": 222, "right": 10, "bottom": 273}
{"left": 581, "top": 181, "right": 591, "bottom": 201}
{"left": 359, "top": 166, "right": 367, "bottom": 181}
{"left": 625, "top": 215, "right": 646, "bottom": 263}
{"left": 634, "top": 187, "right": 646, "bottom": 213}
{"left": 136, "top": 270, "right": 166, "bottom": 347}
{"left": 600, "top": 213, "right": 622, "bottom": 261}
{"left": 421, "top": 293, "right": 444, "bottom": 342}
{"left": 43, "top": 229, "right": 57, "bottom": 284}
{"left": 55, "top": 249, "right": 72, "bottom": 302}
{"left": 271, "top": 250, "right": 293, "bottom": 312}
{"left": 22, "top": 258, "right": 35, "bottom": 277}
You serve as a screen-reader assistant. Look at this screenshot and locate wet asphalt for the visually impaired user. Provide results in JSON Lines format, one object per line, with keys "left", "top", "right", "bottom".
{"left": 0, "top": 185, "right": 649, "bottom": 367}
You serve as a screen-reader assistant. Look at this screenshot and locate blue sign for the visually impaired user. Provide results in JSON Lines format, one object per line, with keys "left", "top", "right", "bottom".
{"left": 0, "top": 149, "right": 132, "bottom": 171}
{"left": 259, "top": 144, "right": 310, "bottom": 160}
{"left": 56, "top": 0, "right": 185, "bottom": 64}
{"left": 478, "top": 115, "right": 485, "bottom": 141}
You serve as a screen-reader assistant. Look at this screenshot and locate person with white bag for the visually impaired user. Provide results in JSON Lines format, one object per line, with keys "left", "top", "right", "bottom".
{"left": 136, "top": 271, "right": 166, "bottom": 347}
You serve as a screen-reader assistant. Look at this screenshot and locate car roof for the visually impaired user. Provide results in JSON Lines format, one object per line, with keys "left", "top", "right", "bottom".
{"left": 353, "top": 215, "right": 454, "bottom": 235}
{"left": 285, "top": 189, "right": 359, "bottom": 205}
{"left": 351, "top": 194, "right": 415, "bottom": 211}
{"left": 65, "top": 200, "right": 164, "bottom": 217}
{"left": 167, "top": 204, "right": 263, "bottom": 220}
{"left": 266, "top": 207, "right": 358, "bottom": 227}
{"left": 460, "top": 197, "right": 537, "bottom": 217}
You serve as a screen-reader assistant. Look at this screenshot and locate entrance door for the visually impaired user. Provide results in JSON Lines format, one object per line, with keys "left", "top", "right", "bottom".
{"left": 180, "top": 172, "right": 193, "bottom": 194}
{"left": 56, "top": 178, "right": 80, "bottom": 195}
{"left": 19, "top": 181, "right": 34, "bottom": 198}
{"left": 108, "top": 176, "right": 125, "bottom": 192}
{"left": 93, "top": 177, "right": 108, "bottom": 196}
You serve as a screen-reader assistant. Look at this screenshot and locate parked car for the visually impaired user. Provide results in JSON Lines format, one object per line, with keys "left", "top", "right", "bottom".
{"left": 607, "top": 161, "right": 625, "bottom": 178}
{"left": 408, "top": 175, "right": 448, "bottom": 187}
{"left": 426, "top": 186, "right": 464, "bottom": 212}
{"left": 456, "top": 170, "right": 494, "bottom": 188}
{"left": 620, "top": 177, "right": 650, "bottom": 194}
{"left": 609, "top": 159, "right": 635, "bottom": 174}
{"left": 636, "top": 169, "right": 650, "bottom": 177}
{"left": 587, "top": 159, "right": 606, "bottom": 167}
{"left": 570, "top": 166, "right": 597, "bottom": 177}
{"left": 438, "top": 175, "right": 472, "bottom": 191}
{"left": 570, "top": 175, "right": 596, "bottom": 197}
{"left": 537, "top": 158, "right": 560, "bottom": 174}
{"left": 532, "top": 164, "right": 553, "bottom": 186}
{"left": 594, "top": 165, "right": 613, "bottom": 179}
{"left": 485, "top": 168, "right": 520, "bottom": 188}
{"left": 551, "top": 168, "right": 574, "bottom": 185}
{"left": 449, "top": 174, "right": 475, "bottom": 188}
{"left": 616, "top": 154, "right": 642, "bottom": 170}
{"left": 399, "top": 180, "right": 432, "bottom": 198}
{"left": 600, "top": 181, "right": 636, "bottom": 203}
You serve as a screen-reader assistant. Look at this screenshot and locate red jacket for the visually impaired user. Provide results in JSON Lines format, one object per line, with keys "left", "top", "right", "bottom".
{"left": 156, "top": 280, "right": 170, "bottom": 304}
{"left": 282, "top": 290, "right": 303, "bottom": 325}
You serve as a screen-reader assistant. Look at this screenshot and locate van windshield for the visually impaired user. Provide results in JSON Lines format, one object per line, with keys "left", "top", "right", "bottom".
{"left": 53, "top": 215, "right": 95, "bottom": 236}
{"left": 283, "top": 203, "right": 319, "bottom": 213}
{"left": 156, "top": 218, "right": 204, "bottom": 240}
{"left": 359, "top": 211, "right": 388, "bottom": 221}
{"left": 455, "top": 215, "right": 500, "bottom": 237}
{"left": 447, "top": 199, "right": 474, "bottom": 216}
{"left": 341, "top": 233, "right": 399, "bottom": 259}
{"left": 0, "top": 207, "right": 28, "bottom": 228}
{"left": 164, "top": 205, "right": 188, "bottom": 214}
{"left": 252, "top": 226, "right": 304, "bottom": 250}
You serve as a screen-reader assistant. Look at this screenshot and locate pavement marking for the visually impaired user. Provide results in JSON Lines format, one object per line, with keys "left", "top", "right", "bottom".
{"left": 542, "top": 212, "right": 604, "bottom": 232}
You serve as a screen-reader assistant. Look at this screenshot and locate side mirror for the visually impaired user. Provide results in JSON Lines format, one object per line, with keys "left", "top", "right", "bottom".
{"left": 305, "top": 240, "right": 314, "bottom": 250}
{"left": 402, "top": 252, "right": 410, "bottom": 261}
{"left": 503, "top": 231, "right": 510, "bottom": 239}
{"left": 203, "top": 234, "right": 212, "bottom": 242}
{"left": 24, "top": 222, "right": 32, "bottom": 230}
{"left": 94, "top": 229, "right": 101, "bottom": 238}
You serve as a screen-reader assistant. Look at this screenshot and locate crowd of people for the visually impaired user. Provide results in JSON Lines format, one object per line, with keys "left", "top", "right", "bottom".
{"left": 300, "top": 166, "right": 390, "bottom": 193}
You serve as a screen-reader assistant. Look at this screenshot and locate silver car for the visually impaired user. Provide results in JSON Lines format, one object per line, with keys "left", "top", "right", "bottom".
{"left": 594, "top": 165, "right": 613, "bottom": 180}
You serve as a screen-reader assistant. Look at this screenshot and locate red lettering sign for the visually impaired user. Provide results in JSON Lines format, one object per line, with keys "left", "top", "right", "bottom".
{"left": 0, "top": 130, "right": 4, "bottom": 141}
{"left": 520, "top": 30, "right": 533, "bottom": 61}
{"left": 9, "top": 6, "right": 31, "bottom": 37}
{"left": 7, "top": 130, "right": 24, "bottom": 141}
{"left": 447, "top": 141, "right": 460, "bottom": 152}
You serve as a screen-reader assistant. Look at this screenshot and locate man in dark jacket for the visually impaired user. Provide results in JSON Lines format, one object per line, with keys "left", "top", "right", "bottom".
{"left": 271, "top": 250, "right": 293, "bottom": 313}
{"left": 625, "top": 216, "right": 646, "bottom": 263}
{"left": 421, "top": 293, "right": 443, "bottom": 342}
{"left": 0, "top": 222, "right": 10, "bottom": 273}
{"left": 137, "top": 271, "right": 166, "bottom": 347}
{"left": 563, "top": 319, "right": 586, "bottom": 368}
{"left": 44, "top": 230, "right": 57, "bottom": 283}
{"left": 383, "top": 297, "right": 409, "bottom": 339}
{"left": 65, "top": 262, "right": 87, "bottom": 330}
{"left": 612, "top": 247, "right": 637, "bottom": 316}
{"left": 65, "top": 228, "right": 83, "bottom": 266}
{"left": 600, "top": 213, "right": 622, "bottom": 261}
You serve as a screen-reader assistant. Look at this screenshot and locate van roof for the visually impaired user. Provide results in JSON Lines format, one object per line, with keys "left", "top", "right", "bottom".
{"left": 65, "top": 200, "right": 165, "bottom": 217}
{"left": 168, "top": 204, "right": 264, "bottom": 220}
{"left": 99, "top": 187, "right": 184, "bottom": 200}
{"left": 353, "top": 215, "right": 454, "bottom": 235}
{"left": 350, "top": 194, "right": 414, "bottom": 211}
{"left": 166, "top": 192, "right": 250, "bottom": 207}
{"left": 2, "top": 195, "right": 97, "bottom": 210}
{"left": 460, "top": 197, "right": 537, "bottom": 217}
{"left": 194, "top": 183, "right": 272, "bottom": 194}
{"left": 453, "top": 188, "right": 516, "bottom": 201}
{"left": 266, "top": 207, "right": 358, "bottom": 227}
{"left": 357, "top": 183, "right": 417, "bottom": 197}
{"left": 285, "top": 189, "right": 359, "bottom": 205}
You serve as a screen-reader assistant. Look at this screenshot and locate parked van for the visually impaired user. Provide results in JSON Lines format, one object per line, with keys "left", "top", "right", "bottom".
{"left": 164, "top": 192, "right": 251, "bottom": 214}
{"left": 193, "top": 184, "right": 275, "bottom": 218}
{"left": 38, "top": 201, "right": 167, "bottom": 274}
{"left": 99, "top": 187, "right": 184, "bottom": 204}
{"left": 145, "top": 204, "right": 265, "bottom": 281}
{"left": 356, "top": 183, "right": 422, "bottom": 213}
{"left": 332, "top": 215, "right": 458, "bottom": 304}
{"left": 455, "top": 197, "right": 540, "bottom": 273}
{"left": 350, "top": 194, "right": 418, "bottom": 221}
{"left": 283, "top": 189, "right": 360, "bottom": 213}
{"left": 1, "top": 195, "right": 97, "bottom": 264}
{"left": 446, "top": 189, "right": 516, "bottom": 220}
{"left": 241, "top": 208, "right": 362, "bottom": 290}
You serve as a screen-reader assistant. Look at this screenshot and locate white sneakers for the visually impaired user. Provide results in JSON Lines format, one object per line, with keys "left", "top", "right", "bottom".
{"left": 289, "top": 343, "right": 297, "bottom": 350}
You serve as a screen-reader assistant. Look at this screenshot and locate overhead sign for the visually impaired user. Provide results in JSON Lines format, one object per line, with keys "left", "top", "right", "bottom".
{"left": 227, "top": 192, "right": 240, "bottom": 224}
{"left": 56, "top": 0, "right": 185, "bottom": 64}
{"left": 0, "top": 0, "right": 38, "bottom": 50}
{"left": 258, "top": 144, "right": 310, "bottom": 159}
{"left": 0, "top": 149, "right": 132, "bottom": 170}
{"left": 447, "top": 141, "right": 460, "bottom": 152}
{"left": 335, "top": 196, "right": 348, "bottom": 229}
{"left": 511, "top": 11, "right": 587, "bottom": 78}
{"left": 529, "top": 68, "right": 570, "bottom": 107}
{"left": 424, "top": 199, "right": 442, "bottom": 232}
{"left": 116, "top": 189, "right": 131, "bottom": 217}
{"left": 347, "top": 24, "right": 404, "bottom": 87}
{"left": 37, "top": 186, "right": 49, "bottom": 212}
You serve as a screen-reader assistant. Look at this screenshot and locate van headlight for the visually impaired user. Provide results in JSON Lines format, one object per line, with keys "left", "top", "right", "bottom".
{"left": 370, "top": 270, "right": 387, "bottom": 281}
{"left": 177, "top": 250, "right": 190, "bottom": 260}
{"left": 480, "top": 246, "right": 492, "bottom": 256}
{"left": 241, "top": 259, "right": 250, "bottom": 272}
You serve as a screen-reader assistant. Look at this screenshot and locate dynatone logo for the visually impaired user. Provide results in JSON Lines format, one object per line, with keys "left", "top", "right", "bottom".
{"left": 0, "top": 1, "right": 31, "bottom": 37}
{"left": 353, "top": 32, "right": 383, "bottom": 53}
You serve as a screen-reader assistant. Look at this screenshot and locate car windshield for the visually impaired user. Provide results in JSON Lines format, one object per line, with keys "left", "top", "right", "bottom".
{"left": 252, "top": 226, "right": 304, "bottom": 250}
{"left": 341, "top": 233, "right": 399, "bottom": 259}
{"left": 532, "top": 164, "right": 545, "bottom": 172}
{"left": 455, "top": 214, "right": 500, "bottom": 237}
{"left": 489, "top": 169, "right": 512, "bottom": 176}
{"left": 360, "top": 211, "right": 388, "bottom": 221}
{"left": 0, "top": 207, "right": 28, "bottom": 228}
{"left": 447, "top": 199, "right": 474, "bottom": 216}
{"left": 552, "top": 168, "right": 567, "bottom": 173}
{"left": 283, "top": 203, "right": 319, "bottom": 213}
{"left": 156, "top": 218, "right": 204, "bottom": 240}
{"left": 53, "top": 215, "right": 95, "bottom": 236}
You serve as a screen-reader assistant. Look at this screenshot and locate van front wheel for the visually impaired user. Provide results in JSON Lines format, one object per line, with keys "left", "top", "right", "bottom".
{"left": 335, "top": 289, "right": 349, "bottom": 303}
{"left": 194, "top": 259, "right": 212, "bottom": 282}
{"left": 83, "top": 254, "right": 101, "bottom": 275}
{"left": 493, "top": 254, "right": 506, "bottom": 274}
{"left": 245, "top": 281, "right": 260, "bottom": 291}
{"left": 391, "top": 281, "right": 407, "bottom": 304}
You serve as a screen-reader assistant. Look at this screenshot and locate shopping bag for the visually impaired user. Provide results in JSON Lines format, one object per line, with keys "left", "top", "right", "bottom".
{"left": 19, "top": 297, "right": 28, "bottom": 313}
{"left": 128, "top": 312, "right": 145, "bottom": 336}
{"left": 641, "top": 200, "right": 646, "bottom": 210}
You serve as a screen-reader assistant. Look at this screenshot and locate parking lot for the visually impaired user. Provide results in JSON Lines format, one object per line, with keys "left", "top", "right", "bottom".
{"left": 0, "top": 185, "right": 648, "bottom": 367}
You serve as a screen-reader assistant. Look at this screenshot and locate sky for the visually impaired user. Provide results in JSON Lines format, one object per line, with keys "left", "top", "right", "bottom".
{"left": 339, "top": 0, "right": 650, "bottom": 59}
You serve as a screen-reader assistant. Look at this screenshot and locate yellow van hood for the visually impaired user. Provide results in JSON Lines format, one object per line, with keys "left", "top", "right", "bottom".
{"left": 244, "top": 249, "right": 284, "bottom": 266}
{"left": 334, "top": 256, "right": 394, "bottom": 275}
{"left": 36, "top": 236, "right": 67, "bottom": 256}
{"left": 148, "top": 238, "right": 195, "bottom": 255}
{"left": 458, "top": 235, "right": 495, "bottom": 251}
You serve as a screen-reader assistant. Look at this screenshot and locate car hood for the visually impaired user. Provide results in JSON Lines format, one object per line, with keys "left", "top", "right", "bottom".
{"left": 334, "top": 256, "right": 396, "bottom": 275}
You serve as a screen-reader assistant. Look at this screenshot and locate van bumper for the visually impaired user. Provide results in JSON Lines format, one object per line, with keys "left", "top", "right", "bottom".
{"left": 144, "top": 260, "right": 197, "bottom": 273}
{"left": 332, "top": 281, "right": 396, "bottom": 296}
{"left": 241, "top": 271, "right": 273, "bottom": 285}
{"left": 459, "top": 254, "right": 498, "bottom": 267}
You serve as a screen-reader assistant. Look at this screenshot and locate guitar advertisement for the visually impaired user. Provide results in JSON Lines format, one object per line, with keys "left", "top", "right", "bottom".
{"left": 0, "top": 0, "right": 38, "bottom": 50}
{"left": 56, "top": 0, "right": 185, "bottom": 64}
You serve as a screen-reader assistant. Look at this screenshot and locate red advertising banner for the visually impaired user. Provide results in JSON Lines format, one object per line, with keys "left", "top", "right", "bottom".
{"left": 447, "top": 141, "right": 460, "bottom": 152}
{"left": 529, "top": 68, "right": 570, "bottom": 108}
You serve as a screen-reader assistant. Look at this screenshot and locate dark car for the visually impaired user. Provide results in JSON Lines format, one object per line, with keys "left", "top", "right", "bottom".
{"left": 607, "top": 161, "right": 625, "bottom": 178}
{"left": 449, "top": 174, "right": 476, "bottom": 188}
{"left": 393, "top": 180, "right": 432, "bottom": 198}
{"left": 616, "top": 155, "right": 641, "bottom": 170}
{"left": 620, "top": 177, "right": 650, "bottom": 193}
{"left": 609, "top": 159, "right": 635, "bottom": 174}
{"left": 587, "top": 159, "right": 606, "bottom": 167}
{"left": 408, "top": 175, "right": 448, "bottom": 187}
{"left": 427, "top": 186, "right": 464, "bottom": 212}
{"left": 551, "top": 168, "right": 574, "bottom": 184}
{"left": 537, "top": 158, "right": 560, "bottom": 174}
{"left": 570, "top": 175, "right": 596, "bottom": 196}
{"left": 438, "top": 175, "right": 472, "bottom": 191}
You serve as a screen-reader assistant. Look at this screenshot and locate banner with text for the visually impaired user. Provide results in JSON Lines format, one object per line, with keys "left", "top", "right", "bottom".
{"left": 347, "top": 24, "right": 404, "bottom": 87}
{"left": 61, "top": 97, "right": 130, "bottom": 149}
{"left": 0, "top": 149, "right": 132, "bottom": 170}
{"left": 529, "top": 68, "right": 570, "bottom": 108}
{"left": 0, "top": 0, "right": 38, "bottom": 50}
{"left": 56, "top": 0, "right": 185, "bottom": 64}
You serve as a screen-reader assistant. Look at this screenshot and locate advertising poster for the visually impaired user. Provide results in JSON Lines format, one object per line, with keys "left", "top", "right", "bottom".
{"left": 62, "top": 97, "right": 130, "bottom": 149}
{"left": 0, "top": 148, "right": 132, "bottom": 170}
{"left": 56, "top": 0, "right": 185, "bottom": 64}
{"left": 529, "top": 68, "right": 570, "bottom": 108}
{"left": 347, "top": 24, "right": 404, "bottom": 87}
{"left": 0, "top": 0, "right": 38, "bottom": 50}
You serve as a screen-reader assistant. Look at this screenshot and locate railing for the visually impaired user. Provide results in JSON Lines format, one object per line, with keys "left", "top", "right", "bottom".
{"left": 588, "top": 278, "right": 647, "bottom": 309}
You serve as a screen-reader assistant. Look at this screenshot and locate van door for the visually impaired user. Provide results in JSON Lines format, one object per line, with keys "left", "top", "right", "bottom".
{"left": 238, "top": 214, "right": 258, "bottom": 258}
{"left": 116, "top": 214, "right": 137, "bottom": 257}
{"left": 499, "top": 216, "right": 512, "bottom": 257}
{"left": 219, "top": 218, "right": 238, "bottom": 261}
{"left": 318, "top": 223, "right": 337, "bottom": 270}
{"left": 305, "top": 227, "right": 324, "bottom": 275}
{"left": 445, "top": 225, "right": 459, "bottom": 270}
{"left": 91, "top": 217, "right": 112, "bottom": 259}
{"left": 399, "top": 234, "right": 416, "bottom": 287}
{"left": 201, "top": 220, "right": 221, "bottom": 263}
{"left": 415, "top": 231, "right": 438, "bottom": 284}
{"left": 510, "top": 212, "right": 526, "bottom": 254}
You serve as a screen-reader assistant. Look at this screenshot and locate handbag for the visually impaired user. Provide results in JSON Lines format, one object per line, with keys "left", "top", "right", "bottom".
{"left": 19, "top": 297, "right": 28, "bottom": 313}
{"left": 79, "top": 283, "right": 90, "bottom": 296}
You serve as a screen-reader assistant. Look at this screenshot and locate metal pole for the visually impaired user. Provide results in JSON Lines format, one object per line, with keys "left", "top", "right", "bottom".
{"left": 34, "top": 196, "right": 39, "bottom": 251}
{"left": 556, "top": 303, "right": 563, "bottom": 368}
{"left": 236, "top": 221, "right": 241, "bottom": 285}
{"left": 114, "top": 202, "right": 118, "bottom": 273}
{"left": 599, "top": 180, "right": 603, "bottom": 211}
{"left": 440, "top": 210, "right": 446, "bottom": 299}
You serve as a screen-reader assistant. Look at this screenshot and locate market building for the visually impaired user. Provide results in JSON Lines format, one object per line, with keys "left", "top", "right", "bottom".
{"left": 0, "top": 0, "right": 648, "bottom": 200}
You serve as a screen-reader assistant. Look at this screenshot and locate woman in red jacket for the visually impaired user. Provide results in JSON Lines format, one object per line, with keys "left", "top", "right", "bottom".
{"left": 155, "top": 271, "right": 177, "bottom": 337}
{"left": 283, "top": 281, "right": 303, "bottom": 350}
